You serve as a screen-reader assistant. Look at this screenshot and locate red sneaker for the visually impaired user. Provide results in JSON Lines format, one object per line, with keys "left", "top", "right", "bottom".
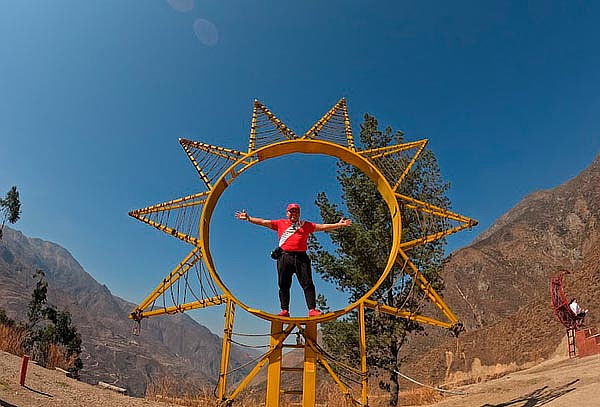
{"left": 308, "top": 309, "right": 322, "bottom": 317}
{"left": 277, "top": 310, "right": 290, "bottom": 317}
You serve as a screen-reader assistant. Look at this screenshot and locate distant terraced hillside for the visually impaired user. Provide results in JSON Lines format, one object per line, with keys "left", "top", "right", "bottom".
{"left": 0, "top": 226, "right": 256, "bottom": 396}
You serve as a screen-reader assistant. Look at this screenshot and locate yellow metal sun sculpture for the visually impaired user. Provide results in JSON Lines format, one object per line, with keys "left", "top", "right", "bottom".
{"left": 129, "top": 98, "right": 477, "bottom": 407}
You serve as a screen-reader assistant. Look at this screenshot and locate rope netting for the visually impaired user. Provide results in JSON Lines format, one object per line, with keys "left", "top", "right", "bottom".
{"left": 249, "top": 102, "right": 297, "bottom": 151}
{"left": 180, "top": 139, "right": 249, "bottom": 188}
{"left": 303, "top": 99, "right": 354, "bottom": 149}
{"left": 129, "top": 191, "right": 208, "bottom": 245}
{"left": 147, "top": 253, "right": 222, "bottom": 316}
{"left": 359, "top": 141, "right": 427, "bottom": 191}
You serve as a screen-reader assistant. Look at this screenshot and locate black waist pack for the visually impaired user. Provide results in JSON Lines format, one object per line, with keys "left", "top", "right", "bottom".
{"left": 270, "top": 247, "right": 283, "bottom": 260}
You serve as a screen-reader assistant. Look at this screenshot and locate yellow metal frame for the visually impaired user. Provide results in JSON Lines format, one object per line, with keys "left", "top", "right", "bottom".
{"left": 128, "top": 98, "right": 477, "bottom": 405}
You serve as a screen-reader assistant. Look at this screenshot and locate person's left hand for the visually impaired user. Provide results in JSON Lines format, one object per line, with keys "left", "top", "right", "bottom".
{"left": 338, "top": 217, "right": 352, "bottom": 227}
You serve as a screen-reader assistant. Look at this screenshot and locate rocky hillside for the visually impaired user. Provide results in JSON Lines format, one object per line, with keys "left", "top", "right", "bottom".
{"left": 0, "top": 227, "right": 255, "bottom": 396}
{"left": 401, "top": 154, "right": 600, "bottom": 384}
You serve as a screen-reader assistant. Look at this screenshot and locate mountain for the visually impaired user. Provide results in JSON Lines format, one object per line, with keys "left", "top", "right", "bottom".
{"left": 400, "top": 154, "right": 600, "bottom": 385}
{"left": 0, "top": 226, "right": 255, "bottom": 396}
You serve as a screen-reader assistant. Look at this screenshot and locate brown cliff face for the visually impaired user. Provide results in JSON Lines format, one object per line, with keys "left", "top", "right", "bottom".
{"left": 446, "top": 155, "right": 600, "bottom": 330}
{"left": 0, "top": 227, "right": 255, "bottom": 396}
{"left": 401, "top": 154, "right": 600, "bottom": 384}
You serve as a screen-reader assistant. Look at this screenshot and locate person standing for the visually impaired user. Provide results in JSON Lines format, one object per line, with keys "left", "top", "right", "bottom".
{"left": 235, "top": 203, "right": 351, "bottom": 317}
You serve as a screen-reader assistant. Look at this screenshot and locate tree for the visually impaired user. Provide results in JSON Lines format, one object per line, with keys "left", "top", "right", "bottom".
{"left": 27, "top": 269, "right": 49, "bottom": 330}
{"left": 0, "top": 186, "right": 21, "bottom": 239}
{"left": 309, "top": 114, "right": 450, "bottom": 405}
{"left": 24, "top": 270, "right": 83, "bottom": 375}
{"left": 0, "top": 307, "right": 16, "bottom": 327}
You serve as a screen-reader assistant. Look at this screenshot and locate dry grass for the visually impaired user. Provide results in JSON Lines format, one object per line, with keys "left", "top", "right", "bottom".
{"left": 398, "top": 387, "right": 445, "bottom": 405}
{"left": 146, "top": 375, "right": 368, "bottom": 407}
{"left": 146, "top": 374, "right": 448, "bottom": 406}
{"left": 0, "top": 323, "right": 78, "bottom": 374}
{"left": 148, "top": 393, "right": 218, "bottom": 407}
{"left": 314, "top": 381, "right": 362, "bottom": 407}
{"left": 0, "top": 324, "right": 25, "bottom": 356}
{"left": 147, "top": 385, "right": 260, "bottom": 406}
{"left": 46, "top": 343, "right": 79, "bottom": 371}
{"left": 145, "top": 376, "right": 232, "bottom": 407}
{"left": 46, "top": 343, "right": 65, "bottom": 369}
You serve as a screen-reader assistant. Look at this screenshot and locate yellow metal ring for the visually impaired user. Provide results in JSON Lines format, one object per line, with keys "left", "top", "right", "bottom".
{"left": 199, "top": 139, "right": 402, "bottom": 323}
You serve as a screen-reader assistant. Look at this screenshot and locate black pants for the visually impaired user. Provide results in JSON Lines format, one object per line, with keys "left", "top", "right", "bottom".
{"left": 276, "top": 251, "right": 316, "bottom": 310}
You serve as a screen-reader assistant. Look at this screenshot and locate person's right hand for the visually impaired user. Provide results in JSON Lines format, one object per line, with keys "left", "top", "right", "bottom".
{"left": 235, "top": 210, "right": 248, "bottom": 221}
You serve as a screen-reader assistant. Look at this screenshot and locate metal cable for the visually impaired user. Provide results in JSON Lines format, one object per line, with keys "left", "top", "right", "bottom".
{"left": 301, "top": 334, "right": 363, "bottom": 378}
{"left": 376, "top": 257, "right": 409, "bottom": 303}
{"left": 316, "top": 359, "right": 362, "bottom": 387}
{"left": 394, "top": 369, "right": 467, "bottom": 395}
{"left": 201, "top": 261, "right": 220, "bottom": 296}
{"left": 194, "top": 262, "right": 209, "bottom": 300}
{"left": 231, "top": 331, "right": 283, "bottom": 337}
{"left": 183, "top": 268, "right": 202, "bottom": 303}
{"left": 230, "top": 339, "right": 270, "bottom": 349}
{"left": 225, "top": 351, "right": 270, "bottom": 375}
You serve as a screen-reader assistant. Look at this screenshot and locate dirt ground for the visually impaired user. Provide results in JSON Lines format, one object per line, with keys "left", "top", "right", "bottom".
{"left": 412, "top": 353, "right": 600, "bottom": 407}
{"left": 1, "top": 349, "right": 600, "bottom": 407}
{"left": 0, "top": 351, "right": 180, "bottom": 407}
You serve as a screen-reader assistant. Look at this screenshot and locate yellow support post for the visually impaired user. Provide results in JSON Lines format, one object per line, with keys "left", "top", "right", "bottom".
{"left": 302, "top": 322, "right": 317, "bottom": 407}
{"left": 266, "top": 320, "right": 284, "bottom": 407}
{"left": 359, "top": 303, "right": 368, "bottom": 406}
{"left": 217, "top": 298, "right": 235, "bottom": 401}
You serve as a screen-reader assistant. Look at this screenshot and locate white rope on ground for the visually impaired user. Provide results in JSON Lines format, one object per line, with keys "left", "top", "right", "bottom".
{"left": 394, "top": 370, "right": 468, "bottom": 395}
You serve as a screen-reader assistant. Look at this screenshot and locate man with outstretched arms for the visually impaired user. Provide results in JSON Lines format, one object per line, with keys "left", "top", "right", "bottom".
{"left": 235, "top": 203, "right": 351, "bottom": 317}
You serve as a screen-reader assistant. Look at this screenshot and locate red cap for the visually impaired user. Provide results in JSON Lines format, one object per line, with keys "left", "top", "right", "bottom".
{"left": 287, "top": 203, "right": 300, "bottom": 211}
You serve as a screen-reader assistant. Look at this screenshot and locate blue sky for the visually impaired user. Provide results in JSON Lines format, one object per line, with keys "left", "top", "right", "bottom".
{"left": 1, "top": 1, "right": 599, "bottom": 337}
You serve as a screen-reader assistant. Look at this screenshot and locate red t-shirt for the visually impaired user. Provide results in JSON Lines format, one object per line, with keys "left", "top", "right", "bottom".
{"left": 270, "top": 219, "right": 316, "bottom": 252}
